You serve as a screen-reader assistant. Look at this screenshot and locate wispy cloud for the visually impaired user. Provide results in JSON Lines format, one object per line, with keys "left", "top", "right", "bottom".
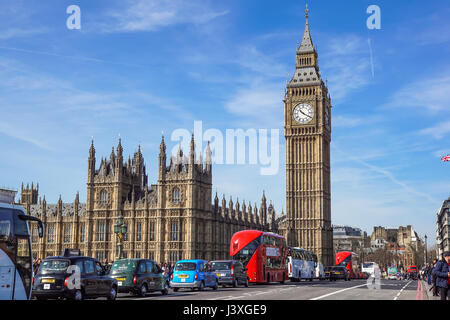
{"left": 224, "top": 82, "right": 284, "bottom": 127}
{"left": 333, "top": 144, "right": 437, "bottom": 203}
{"left": 332, "top": 115, "right": 363, "bottom": 128}
{"left": 0, "top": 121, "right": 53, "bottom": 150}
{"left": 103, "top": 0, "right": 229, "bottom": 32}
{"left": 321, "top": 34, "right": 372, "bottom": 103}
{"left": 385, "top": 75, "right": 450, "bottom": 112}
{"left": 420, "top": 121, "right": 450, "bottom": 140}
{"left": 0, "top": 27, "right": 48, "bottom": 40}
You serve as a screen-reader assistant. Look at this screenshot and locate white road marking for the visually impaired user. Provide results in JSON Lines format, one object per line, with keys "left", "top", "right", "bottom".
{"left": 223, "top": 295, "right": 246, "bottom": 300}
{"left": 207, "top": 296, "right": 234, "bottom": 300}
{"left": 393, "top": 280, "right": 412, "bottom": 300}
{"left": 309, "top": 284, "right": 367, "bottom": 300}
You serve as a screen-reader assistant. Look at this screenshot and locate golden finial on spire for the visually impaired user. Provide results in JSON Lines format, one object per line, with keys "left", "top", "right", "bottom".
{"left": 305, "top": 3, "right": 309, "bottom": 19}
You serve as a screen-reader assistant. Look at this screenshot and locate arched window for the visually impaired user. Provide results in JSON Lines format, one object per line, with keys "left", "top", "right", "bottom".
{"left": 172, "top": 188, "right": 180, "bottom": 202}
{"left": 100, "top": 190, "right": 108, "bottom": 204}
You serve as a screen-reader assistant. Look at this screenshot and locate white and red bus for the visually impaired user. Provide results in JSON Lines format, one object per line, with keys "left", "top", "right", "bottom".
{"left": 230, "top": 230, "right": 288, "bottom": 284}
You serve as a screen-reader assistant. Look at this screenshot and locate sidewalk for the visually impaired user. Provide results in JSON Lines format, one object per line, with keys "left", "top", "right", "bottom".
{"left": 421, "top": 280, "right": 440, "bottom": 301}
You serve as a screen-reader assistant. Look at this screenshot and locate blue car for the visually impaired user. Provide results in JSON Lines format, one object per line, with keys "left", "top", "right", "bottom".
{"left": 170, "top": 260, "right": 218, "bottom": 291}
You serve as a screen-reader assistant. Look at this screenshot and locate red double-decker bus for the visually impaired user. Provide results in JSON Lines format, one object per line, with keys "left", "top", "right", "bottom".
{"left": 230, "top": 230, "right": 288, "bottom": 283}
{"left": 335, "top": 251, "right": 360, "bottom": 279}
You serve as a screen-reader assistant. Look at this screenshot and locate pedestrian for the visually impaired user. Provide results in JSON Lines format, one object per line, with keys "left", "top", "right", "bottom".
{"left": 426, "top": 263, "right": 433, "bottom": 285}
{"left": 432, "top": 252, "right": 450, "bottom": 300}
{"left": 430, "top": 259, "right": 438, "bottom": 296}
{"left": 103, "top": 258, "right": 110, "bottom": 274}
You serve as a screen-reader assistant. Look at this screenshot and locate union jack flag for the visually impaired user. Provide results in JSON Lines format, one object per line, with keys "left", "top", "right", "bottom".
{"left": 442, "top": 155, "right": 450, "bottom": 162}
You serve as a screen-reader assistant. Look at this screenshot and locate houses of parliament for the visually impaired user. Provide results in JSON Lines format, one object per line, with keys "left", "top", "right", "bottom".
{"left": 21, "top": 6, "right": 333, "bottom": 265}
{"left": 22, "top": 135, "right": 277, "bottom": 263}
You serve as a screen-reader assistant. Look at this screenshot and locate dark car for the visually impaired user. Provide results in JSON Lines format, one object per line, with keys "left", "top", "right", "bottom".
{"left": 109, "top": 259, "right": 169, "bottom": 297}
{"left": 324, "top": 266, "right": 350, "bottom": 281}
{"left": 32, "top": 253, "right": 117, "bottom": 300}
{"left": 210, "top": 260, "right": 249, "bottom": 288}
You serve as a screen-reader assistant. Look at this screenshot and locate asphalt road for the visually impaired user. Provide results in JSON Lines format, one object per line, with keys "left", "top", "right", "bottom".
{"left": 116, "top": 279, "right": 420, "bottom": 300}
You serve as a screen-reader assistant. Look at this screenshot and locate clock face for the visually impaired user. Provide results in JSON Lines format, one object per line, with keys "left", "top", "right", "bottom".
{"left": 293, "top": 103, "right": 314, "bottom": 124}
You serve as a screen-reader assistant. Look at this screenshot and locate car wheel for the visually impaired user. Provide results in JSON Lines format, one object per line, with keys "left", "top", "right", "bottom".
{"left": 73, "top": 289, "right": 83, "bottom": 301}
{"left": 107, "top": 286, "right": 117, "bottom": 300}
{"left": 173, "top": 288, "right": 179, "bottom": 292}
{"left": 244, "top": 278, "right": 249, "bottom": 287}
{"left": 198, "top": 281, "right": 205, "bottom": 291}
{"left": 232, "top": 279, "right": 238, "bottom": 288}
{"left": 212, "top": 281, "right": 218, "bottom": 290}
{"left": 139, "top": 283, "right": 148, "bottom": 297}
{"left": 161, "top": 282, "right": 169, "bottom": 295}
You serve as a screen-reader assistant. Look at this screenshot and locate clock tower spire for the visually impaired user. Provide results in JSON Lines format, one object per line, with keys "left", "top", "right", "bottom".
{"left": 283, "top": 5, "right": 333, "bottom": 266}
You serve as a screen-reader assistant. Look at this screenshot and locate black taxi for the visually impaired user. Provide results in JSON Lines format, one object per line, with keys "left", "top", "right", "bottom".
{"left": 108, "top": 258, "right": 169, "bottom": 297}
{"left": 32, "top": 249, "right": 118, "bottom": 300}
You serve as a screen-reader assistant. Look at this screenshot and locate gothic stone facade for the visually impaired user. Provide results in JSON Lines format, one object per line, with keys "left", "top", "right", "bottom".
{"left": 279, "top": 7, "right": 333, "bottom": 265}
{"left": 23, "top": 135, "right": 277, "bottom": 263}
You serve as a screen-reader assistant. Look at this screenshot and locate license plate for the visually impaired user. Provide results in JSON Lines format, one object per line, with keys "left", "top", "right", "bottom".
{"left": 42, "top": 278, "right": 55, "bottom": 283}
{"left": 334, "top": 272, "right": 341, "bottom": 274}
{"left": 118, "top": 281, "right": 122, "bottom": 286}
{"left": 179, "top": 275, "right": 188, "bottom": 278}
{"left": 116, "top": 278, "right": 126, "bottom": 281}
{"left": 43, "top": 284, "right": 50, "bottom": 290}
{"left": 216, "top": 273, "right": 221, "bottom": 277}
{"left": 181, "top": 278, "right": 186, "bottom": 282}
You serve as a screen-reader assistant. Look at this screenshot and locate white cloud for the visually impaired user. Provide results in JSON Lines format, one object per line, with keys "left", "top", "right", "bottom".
{"left": 0, "top": 27, "right": 47, "bottom": 40}
{"left": 321, "top": 34, "right": 372, "bottom": 103}
{"left": 420, "top": 121, "right": 450, "bottom": 140}
{"left": 104, "top": 0, "right": 229, "bottom": 32}
{"left": 332, "top": 115, "right": 362, "bottom": 128}
{"left": 386, "top": 75, "right": 450, "bottom": 113}
{"left": 224, "top": 82, "right": 284, "bottom": 127}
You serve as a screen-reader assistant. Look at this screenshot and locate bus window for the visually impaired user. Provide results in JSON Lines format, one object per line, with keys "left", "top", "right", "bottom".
{"left": 232, "top": 236, "right": 261, "bottom": 267}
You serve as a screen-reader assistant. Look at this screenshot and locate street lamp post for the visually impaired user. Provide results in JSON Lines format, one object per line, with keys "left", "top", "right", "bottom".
{"left": 114, "top": 215, "right": 128, "bottom": 260}
{"left": 424, "top": 235, "right": 428, "bottom": 266}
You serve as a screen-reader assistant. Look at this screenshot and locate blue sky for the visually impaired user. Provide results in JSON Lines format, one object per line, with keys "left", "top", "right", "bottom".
{"left": 0, "top": 0, "right": 449, "bottom": 244}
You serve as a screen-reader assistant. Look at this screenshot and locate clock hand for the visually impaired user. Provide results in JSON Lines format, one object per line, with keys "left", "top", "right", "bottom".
{"left": 299, "top": 109, "right": 312, "bottom": 119}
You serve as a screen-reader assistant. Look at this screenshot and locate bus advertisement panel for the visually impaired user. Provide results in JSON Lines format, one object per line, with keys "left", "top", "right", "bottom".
{"left": 287, "top": 247, "right": 317, "bottom": 281}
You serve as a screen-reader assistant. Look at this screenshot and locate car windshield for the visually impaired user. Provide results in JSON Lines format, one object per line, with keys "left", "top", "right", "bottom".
{"left": 110, "top": 260, "right": 137, "bottom": 274}
{"left": 363, "top": 263, "right": 373, "bottom": 268}
{"left": 175, "top": 262, "right": 197, "bottom": 271}
{"left": 211, "top": 262, "right": 231, "bottom": 271}
{"left": 39, "top": 259, "right": 70, "bottom": 273}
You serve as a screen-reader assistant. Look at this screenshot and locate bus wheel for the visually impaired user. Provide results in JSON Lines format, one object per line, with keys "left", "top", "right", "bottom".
{"left": 244, "top": 278, "right": 249, "bottom": 287}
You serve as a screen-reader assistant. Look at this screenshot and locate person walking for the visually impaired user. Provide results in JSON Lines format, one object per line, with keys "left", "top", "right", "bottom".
{"left": 430, "top": 259, "right": 438, "bottom": 296}
{"left": 426, "top": 263, "right": 432, "bottom": 285}
{"left": 432, "top": 252, "right": 450, "bottom": 300}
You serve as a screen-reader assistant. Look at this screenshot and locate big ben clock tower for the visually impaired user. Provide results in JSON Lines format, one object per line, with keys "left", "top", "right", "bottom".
{"left": 284, "top": 5, "right": 333, "bottom": 265}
